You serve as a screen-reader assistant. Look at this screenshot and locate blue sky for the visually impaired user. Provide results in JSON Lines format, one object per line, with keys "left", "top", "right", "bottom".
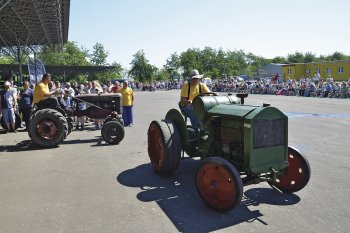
{"left": 69, "top": 0, "right": 350, "bottom": 68}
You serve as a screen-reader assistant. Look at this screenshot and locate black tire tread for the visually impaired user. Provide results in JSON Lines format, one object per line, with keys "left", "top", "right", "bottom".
{"left": 28, "top": 109, "right": 68, "bottom": 147}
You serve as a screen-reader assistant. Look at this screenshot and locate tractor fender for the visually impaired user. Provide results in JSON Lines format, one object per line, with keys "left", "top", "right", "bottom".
{"left": 165, "top": 109, "right": 188, "bottom": 149}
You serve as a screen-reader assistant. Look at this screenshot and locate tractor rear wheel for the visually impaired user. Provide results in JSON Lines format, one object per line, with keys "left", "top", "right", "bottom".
{"left": 101, "top": 121, "right": 124, "bottom": 144}
{"left": 28, "top": 109, "right": 68, "bottom": 147}
{"left": 147, "top": 120, "right": 181, "bottom": 174}
{"left": 271, "top": 146, "right": 311, "bottom": 193}
{"left": 196, "top": 157, "right": 243, "bottom": 212}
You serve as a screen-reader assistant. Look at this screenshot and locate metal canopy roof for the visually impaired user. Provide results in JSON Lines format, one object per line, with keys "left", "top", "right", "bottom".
{"left": 0, "top": 0, "right": 70, "bottom": 48}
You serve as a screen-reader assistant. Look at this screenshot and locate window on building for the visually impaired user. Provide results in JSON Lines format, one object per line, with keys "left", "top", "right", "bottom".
{"left": 287, "top": 69, "right": 291, "bottom": 74}
{"left": 326, "top": 67, "right": 331, "bottom": 74}
{"left": 338, "top": 67, "right": 344, "bottom": 74}
{"left": 306, "top": 69, "right": 310, "bottom": 75}
{"left": 316, "top": 68, "right": 320, "bottom": 73}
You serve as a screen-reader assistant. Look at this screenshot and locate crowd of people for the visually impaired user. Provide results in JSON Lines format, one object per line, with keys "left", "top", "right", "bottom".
{"left": 0, "top": 74, "right": 135, "bottom": 133}
{"left": 210, "top": 75, "right": 350, "bottom": 99}
{"left": 1, "top": 71, "right": 349, "bottom": 133}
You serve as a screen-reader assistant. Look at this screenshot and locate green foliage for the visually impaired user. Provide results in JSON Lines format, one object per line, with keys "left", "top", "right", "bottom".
{"left": 325, "top": 51, "right": 349, "bottom": 61}
{"left": 90, "top": 43, "right": 109, "bottom": 66}
{"left": 287, "top": 52, "right": 304, "bottom": 63}
{"left": 303, "top": 52, "right": 316, "bottom": 63}
{"left": 0, "top": 56, "right": 12, "bottom": 64}
{"left": 38, "top": 42, "right": 90, "bottom": 66}
{"left": 271, "top": 56, "right": 287, "bottom": 64}
{"left": 129, "top": 50, "right": 156, "bottom": 83}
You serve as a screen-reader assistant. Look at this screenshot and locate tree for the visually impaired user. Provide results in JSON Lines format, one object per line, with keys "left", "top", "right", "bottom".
{"left": 90, "top": 42, "right": 109, "bottom": 66}
{"left": 326, "top": 51, "right": 348, "bottom": 61}
{"left": 303, "top": 52, "right": 316, "bottom": 63}
{"left": 272, "top": 56, "right": 287, "bottom": 64}
{"left": 245, "top": 52, "right": 269, "bottom": 76}
{"left": 287, "top": 52, "right": 304, "bottom": 63}
{"left": 179, "top": 48, "right": 203, "bottom": 77}
{"left": 129, "top": 50, "right": 155, "bottom": 83}
{"left": 38, "top": 41, "right": 90, "bottom": 66}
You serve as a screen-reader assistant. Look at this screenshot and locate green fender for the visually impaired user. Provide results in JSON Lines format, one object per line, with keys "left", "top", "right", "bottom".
{"left": 165, "top": 109, "right": 188, "bottom": 149}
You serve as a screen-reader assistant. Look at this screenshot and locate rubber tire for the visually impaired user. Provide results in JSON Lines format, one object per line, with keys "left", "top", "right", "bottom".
{"left": 67, "top": 116, "right": 74, "bottom": 135}
{"left": 147, "top": 120, "right": 181, "bottom": 174}
{"left": 1, "top": 112, "right": 22, "bottom": 130}
{"left": 196, "top": 157, "right": 243, "bottom": 212}
{"left": 271, "top": 146, "right": 311, "bottom": 193}
{"left": 28, "top": 109, "right": 68, "bottom": 147}
{"left": 104, "top": 116, "right": 124, "bottom": 126}
{"left": 101, "top": 121, "right": 125, "bottom": 144}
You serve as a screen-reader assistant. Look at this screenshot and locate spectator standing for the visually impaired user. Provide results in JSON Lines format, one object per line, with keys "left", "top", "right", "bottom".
{"left": 19, "top": 81, "right": 34, "bottom": 130}
{"left": 90, "top": 80, "right": 103, "bottom": 129}
{"left": 179, "top": 69, "right": 210, "bottom": 129}
{"left": 111, "top": 81, "right": 120, "bottom": 93}
{"left": 118, "top": 81, "right": 134, "bottom": 127}
{"left": 0, "top": 81, "right": 17, "bottom": 132}
{"left": 64, "top": 82, "right": 75, "bottom": 108}
{"left": 313, "top": 71, "right": 321, "bottom": 86}
{"left": 106, "top": 80, "right": 114, "bottom": 93}
{"left": 75, "top": 85, "right": 86, "bottom": 130}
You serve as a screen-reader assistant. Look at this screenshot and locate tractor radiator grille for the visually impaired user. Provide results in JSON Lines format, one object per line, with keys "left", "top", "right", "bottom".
{"left": 253, "top": 118, "right": 286, "bottom": 149}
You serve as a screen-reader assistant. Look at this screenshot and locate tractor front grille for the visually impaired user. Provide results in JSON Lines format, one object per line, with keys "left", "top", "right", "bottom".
{"left": 253, "top": 118, "right": 286, "bottom": 149}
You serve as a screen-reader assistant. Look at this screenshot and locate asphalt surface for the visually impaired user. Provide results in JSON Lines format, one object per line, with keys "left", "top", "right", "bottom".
{"left": 0, "top": 90, "right": 349, "bottom": 233}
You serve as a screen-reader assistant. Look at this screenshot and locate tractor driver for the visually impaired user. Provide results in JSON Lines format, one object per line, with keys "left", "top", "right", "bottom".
{"left": 179, "top": 69, "right": 210, "bottom": 129}
{"left": 33, "top": 73, "right": 65, "bottom": 109}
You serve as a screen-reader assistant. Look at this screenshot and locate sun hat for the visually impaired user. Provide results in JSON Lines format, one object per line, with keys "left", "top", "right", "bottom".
{"left": 4, "top": 81, "right": 11, "bottom": 86}
{"left": 190, "top": 69, "right": 203, "bottom": 79}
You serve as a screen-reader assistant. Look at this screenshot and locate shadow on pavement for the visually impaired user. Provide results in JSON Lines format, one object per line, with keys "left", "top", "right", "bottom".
{"left": 117, "top": 159, "right": 301, "bottom": 233}
{"left": 0, "top": 137, "right": 115, "bottom": 152}
{"left": 0, "top": 140, "right": 49, "bottom": 152}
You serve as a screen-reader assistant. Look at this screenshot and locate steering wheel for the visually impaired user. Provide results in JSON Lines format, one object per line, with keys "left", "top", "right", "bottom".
{"left": 199, "top": 92, "right": 218, "bottom": 96}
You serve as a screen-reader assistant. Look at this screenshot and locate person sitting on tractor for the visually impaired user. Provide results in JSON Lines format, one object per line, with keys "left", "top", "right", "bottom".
{"left": 33, "top": 73, "right": 68, "bottom": 112}
{"left": 179, "top": 69, "right": 210, "bottom": 129}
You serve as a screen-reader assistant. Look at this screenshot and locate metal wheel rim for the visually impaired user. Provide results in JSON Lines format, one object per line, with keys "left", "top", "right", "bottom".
{"left": 274, "top": 151, "right": 308, "bottom": 191}
{"left": 148, "top": 123, "right": 164, "bottom": 171}
{"left": 37, "top": 119, "right": 58, "bottom": 139}
{"left": 197, "top": 162, "right": 237, "bottom": 210}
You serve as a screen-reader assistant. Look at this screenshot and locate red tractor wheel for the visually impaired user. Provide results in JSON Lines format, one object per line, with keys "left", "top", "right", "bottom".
{"left": 147, "top": 120, "right": 181, "bottom": 174}
{"left": 272, "top": 147, "right": 311, "bottom": 193}
{"left": 196, "top": 157, "right": 243, "bottom": 212}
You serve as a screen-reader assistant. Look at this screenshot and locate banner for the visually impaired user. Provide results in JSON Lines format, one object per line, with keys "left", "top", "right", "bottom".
{"left": 28, "top": 59, "right": 46, "bottom": 84}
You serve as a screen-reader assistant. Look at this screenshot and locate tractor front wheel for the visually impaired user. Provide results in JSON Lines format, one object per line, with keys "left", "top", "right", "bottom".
{"left": 271, "top": 147, "right": 311, "bottom": 193}
{"left": 101, "top": 121, "right": 124, "bottom": 144}
{"left": 196, "top": 157, "right": 243, "bottom": 212}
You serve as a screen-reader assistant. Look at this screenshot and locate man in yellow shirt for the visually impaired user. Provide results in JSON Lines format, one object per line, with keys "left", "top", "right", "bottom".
{"left": 118, "top": 81, "right": 134, "bottom": 127}
{"left": 33, "top": 73, "right": 58, "bottom": 104}
{"left": 179, "top": 69, "right": 210, "bottom": 128}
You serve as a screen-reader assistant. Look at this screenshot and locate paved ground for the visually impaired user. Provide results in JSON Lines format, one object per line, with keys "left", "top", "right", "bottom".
{"left": 0, "top": 90, "right": 349, "bottom": 233}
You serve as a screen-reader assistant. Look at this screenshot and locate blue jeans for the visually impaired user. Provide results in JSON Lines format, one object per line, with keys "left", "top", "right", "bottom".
{"left": 122, "top": 106, "right": 133, "bottom": 126}
{"left": 2, "top": 108, "right": 15, "bottom": 124}
{"left": 180, "top": 104, "right": 199, "bottom": 129}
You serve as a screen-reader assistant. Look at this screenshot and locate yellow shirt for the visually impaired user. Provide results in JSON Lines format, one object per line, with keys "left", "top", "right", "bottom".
{"left": 118, "top": 87, "right": 134, "bottom": 106}
{"left": 33, "top": 82, "right": 49, "bottom": 104}
{"left": 180, "top": 83, "right": 209, "bottom": 103}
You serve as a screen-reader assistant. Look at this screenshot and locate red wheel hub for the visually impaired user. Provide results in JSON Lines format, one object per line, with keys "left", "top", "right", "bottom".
{"left": 275, "top": 152, "right": 307, "bottom": 191}
{"left": 37, "top": 120, "right": 57, "bottom": 139}
{"left": 196, "top": 163, "right": 236, "bottom": 210}
{"left": 148, "top": 124, "right": 164, "bottom": 171}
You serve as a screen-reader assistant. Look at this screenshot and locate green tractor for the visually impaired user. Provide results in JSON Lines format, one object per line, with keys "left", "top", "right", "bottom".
{"left": 147, "top": 93, "right": 310, "bottom": 212}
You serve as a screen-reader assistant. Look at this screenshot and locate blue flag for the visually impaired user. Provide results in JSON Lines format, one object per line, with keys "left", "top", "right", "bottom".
{"left": 28, "top": 59, "right": 46, "bottom": 84}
